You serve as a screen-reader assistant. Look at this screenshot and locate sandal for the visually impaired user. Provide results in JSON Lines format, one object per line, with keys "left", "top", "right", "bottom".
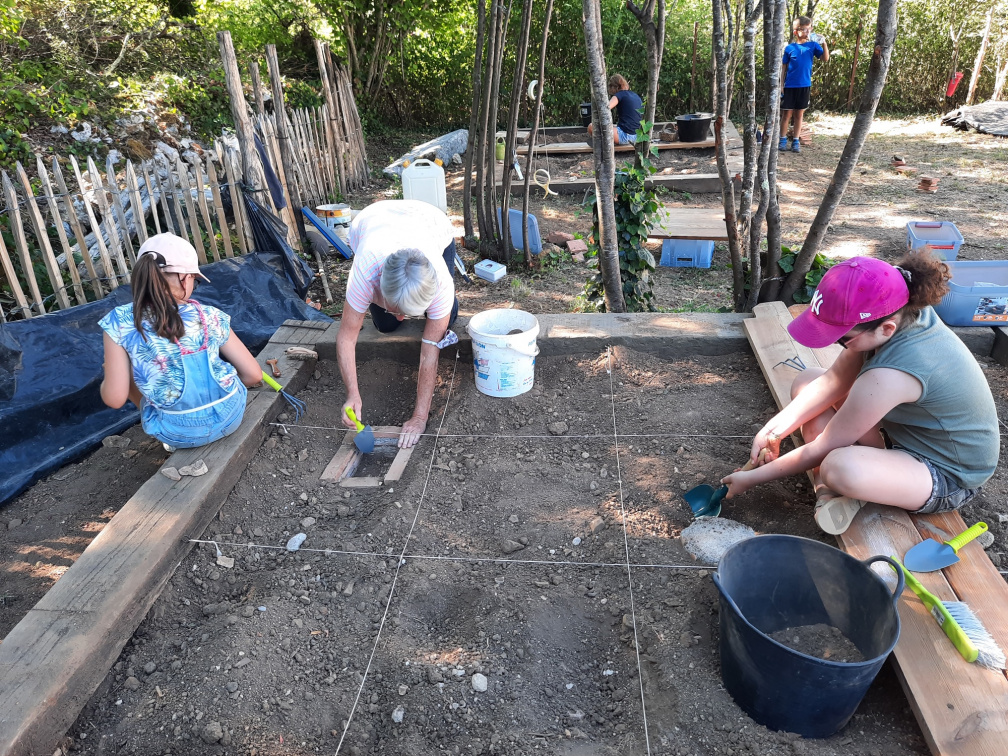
{"left": 814, "top": 496, "right": 866, "bottom": 535}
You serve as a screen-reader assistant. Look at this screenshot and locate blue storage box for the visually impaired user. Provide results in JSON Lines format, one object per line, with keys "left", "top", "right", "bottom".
{"left": 933, "top": 260, "right": 1008, "bottom": 327}
{"left": 906, "top": 221, "right": 963, "bottom": 261}
{"left": 496, "top": 207, "right": 542, "bottom": 255}
{"left": 661, "top": 239, "right": 715, "bottom": 268}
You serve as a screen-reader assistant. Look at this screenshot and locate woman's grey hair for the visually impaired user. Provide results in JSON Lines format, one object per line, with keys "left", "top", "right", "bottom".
{"left": 380, "top": 249, "right": 438, "bottom": 317}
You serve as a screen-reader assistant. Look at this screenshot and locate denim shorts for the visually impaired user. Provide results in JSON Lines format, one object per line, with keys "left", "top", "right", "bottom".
{"left": 142, "top": 383, "right": 247, "bottom": 449}
{"left": 616, "top": 126, "right": 638, "bottom": 145}
{"left": 894, "top": 445, "right": 979, "bottom": 514}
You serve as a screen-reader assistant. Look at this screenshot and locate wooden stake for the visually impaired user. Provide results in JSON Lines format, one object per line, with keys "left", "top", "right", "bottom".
{"left": 219, "top": 144, "right": 250, "bottom": 255}
{"left": 266, "top": 44, "right": 307, "bottom": 240}
{"left": 2, "top": 171, "right": 46, "bottom": 313}
{"left": 124, "top": 161, "right": 148, "bottom": 246}
{"left": 164, "top": 167, "right": 190, "bottom": 245}
{"left": 217, "top": 31, "right": 264, "bottom": 194}
{"left": 0, "top": 207, "right": 31, "bottom": 317}
{"left": 192, "top": 161, "right": 219, "bottom": 262}
{"left": 205, "top": 157, "right": 234, "bottom": 259}
{"left": 37, "top": 156, "right": 87, "bottom": 305}
{"left": 174, "top": 158, "right": 207, "bottom": 264}
{"left": 15, "top": 162, "right": 71, "bottom": 309}
{"left": 105, "top": 155, "right": 136, "bottom": 264}
{"left": 69, "top": 156, "right": 119, "bottom": 288}
{"left": 86, "top": 156, "right": 130, "bottom": 283}
{"left": 53, "top": 157, "right": 104, "bottom": 298}
{"left": 140, "top": 162, "right": 163, "bottom": 235}
{"left": 154, "top": 167, "right": 177, "bottom": 237}
{"left": 248, "top": 60, "right": 266, "bottom": 117}
{"left": 314, "top": 38, "right": 347, "bottom": 198}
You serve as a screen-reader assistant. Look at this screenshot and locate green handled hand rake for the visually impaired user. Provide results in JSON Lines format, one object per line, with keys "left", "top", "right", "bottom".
{"left": 262, "top": 372, "right": 307, "bottom": 422}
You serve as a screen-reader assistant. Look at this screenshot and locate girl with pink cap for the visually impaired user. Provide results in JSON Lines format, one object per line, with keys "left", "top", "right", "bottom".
{"left": 722, "top": 251, "right": 998, "bottom": 534}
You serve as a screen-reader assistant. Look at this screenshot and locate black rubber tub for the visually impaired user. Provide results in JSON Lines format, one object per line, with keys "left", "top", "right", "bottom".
{"left": 676, "top": 112, "right": 713, "bottom": 142}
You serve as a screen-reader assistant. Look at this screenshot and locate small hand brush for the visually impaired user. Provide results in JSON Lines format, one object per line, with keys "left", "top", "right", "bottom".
{"left": 262, "top": 372, "right": 307, "bottom": 422}
{"left": 896, "top": 560, "right": 1006, "bottom": 671}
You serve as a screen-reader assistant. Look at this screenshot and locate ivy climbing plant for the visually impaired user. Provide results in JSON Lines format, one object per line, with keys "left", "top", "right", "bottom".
{"left": 583, "top": 120, "right": 660, "bottom": 313}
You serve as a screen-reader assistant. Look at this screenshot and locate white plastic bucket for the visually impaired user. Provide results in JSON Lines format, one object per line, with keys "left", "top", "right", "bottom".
{"left": 466, "top": 309, "right": 540, "bottom": 398}
{"left": 317, "top": 203, "right": 352, "bottom": 230}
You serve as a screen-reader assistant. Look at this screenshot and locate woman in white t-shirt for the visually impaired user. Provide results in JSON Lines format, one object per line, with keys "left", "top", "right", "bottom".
{"left": 337, "top": 200, "right": 458, "bottom": 448}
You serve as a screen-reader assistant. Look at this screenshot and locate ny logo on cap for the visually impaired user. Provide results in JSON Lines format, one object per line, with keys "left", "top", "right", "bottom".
{"left": 860, "top": 312, "right": 872, "bottom": 319}
{"left": 810, "top": 289, "right": 823, "bottom": 315}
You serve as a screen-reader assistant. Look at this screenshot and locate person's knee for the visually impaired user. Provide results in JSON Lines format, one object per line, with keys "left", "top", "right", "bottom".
{"left": 819, "top": 450, "right": 859, "bottom": 494}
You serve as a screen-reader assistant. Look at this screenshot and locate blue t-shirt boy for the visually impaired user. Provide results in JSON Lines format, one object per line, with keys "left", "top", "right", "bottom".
{"left": 782, "top": 40, "right": 825, "bottom": 88}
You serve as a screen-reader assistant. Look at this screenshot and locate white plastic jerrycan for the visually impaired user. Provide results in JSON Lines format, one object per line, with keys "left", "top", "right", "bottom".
{"left": 402, "top": 158, "right": 447, "bottom": 213}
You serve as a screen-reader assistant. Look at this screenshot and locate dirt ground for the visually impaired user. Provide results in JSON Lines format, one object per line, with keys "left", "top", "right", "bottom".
{"left": 2, "top": 114, "right": 1007, "bottom": 755}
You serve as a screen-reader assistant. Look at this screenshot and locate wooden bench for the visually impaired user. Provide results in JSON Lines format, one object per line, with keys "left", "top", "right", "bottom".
{"left": 0, "top": 320, "right": 325, "bottom": 756}
{"left": 744, "top": 301, "right": 1008, "bottom": 756}
{"left": 649, "top": 206, "right": 729, "bottom": 242}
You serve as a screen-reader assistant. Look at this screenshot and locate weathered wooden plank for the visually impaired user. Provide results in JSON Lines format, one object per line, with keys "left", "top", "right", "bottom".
{"left": 0, "top": 328, "right": 319, "bottom": 756}
{"left": 69, "top": 156, "right": 120, "bottom": 287}
{"left": 744, "top": 301, "right": 1008, "bottom": 756}
{"left": 105, "top": 155, "right": 136, "bottom": 264}
{"left": 174, "top": 158, "right": 207, "bottom": 264}
{"left": 139, "top": 161, "right": 164, "bottom": 236}
{"left": 219, "top": 146, "right": 250, "bottom": 255}
{"left": 124, "top": 161, "right": 148, "bottom": 246}
{"left": 1, "top": 170, "right": 46, "bottom": 314}
{"left": 86, "top": 156, "right": 130, "bottom": 281}
{"left": 650, "top": 206, "right": 729, "bottom": 241}
{"left": 204, "top": 157, "right": 234, "bottom": 259}
{"left": 191, "top": 161, "right": 219, "bottom": 262}
{"left": 52, "top": 158, "right": 104, "bottom": 298}
{"left": 15, "top": 162, "right": 70, "bottom": 309}
{"left": 0, "top": 215, "right": 31, "bottom": 317}
{"left": 164, "top": 166, "right": 190, "bottom": 246}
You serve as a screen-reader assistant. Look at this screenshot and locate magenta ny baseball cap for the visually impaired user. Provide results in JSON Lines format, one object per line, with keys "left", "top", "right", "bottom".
{"left": 787, "top": 257, "right": 909, "bottom": 348}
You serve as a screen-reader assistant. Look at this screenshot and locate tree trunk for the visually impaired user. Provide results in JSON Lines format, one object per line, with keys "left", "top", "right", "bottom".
{"left": 690, "top": 21, "right": 699, "bottom": 112}
{"left": 993, "top": 57, "right": 1008, "bottom": 101}
{"left": 499, "top": 0, "right": 535, "bottom": 261}
{"left": 463, "top": 0, "right": 488, "bottom": 240}
{"left": 747, "top": 0, "right": 786, "bottom": 308}
{"left": 627, "top": 0, "right": 666, "bottom": 159}
{"left": 482, "top": 1, "right": 512, "bottom": 257}
{"left": 584, "top": 0, "right": 625, "bottom": 312}
{"left": 474, "top": 0, "right": 501, "bottom": 249}
{"left": 966, "top": 7, "right": 993, "bottom": 106}
{"left": 712, "top": 0, "right": 744, "bottom": 306}
{"left": 522, "top": 0, "right": 555, "bottom": 264}
{"left": 732, "top": 0, "right": 760, "bottom": 311}
{"left": 780, "top": 0, "right": 898, "bottom": 304}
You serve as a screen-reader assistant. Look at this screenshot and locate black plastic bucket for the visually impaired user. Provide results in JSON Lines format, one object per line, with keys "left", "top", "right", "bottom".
{"left": 676, "top": 112, "right": 713, "bottom": 142}
{"left": 713, "top": 535, "right": 904, "bottom": 738}
{"left": 579, "top": 102, "right": 592, "bottom": 128}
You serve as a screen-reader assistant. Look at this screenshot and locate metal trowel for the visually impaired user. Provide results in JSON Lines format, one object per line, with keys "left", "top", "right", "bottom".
{"left": 345, "top": 407, "right": 375, "bottom": 454}
{"left": 904, "top": 522, "right": 988, "bottom": 573}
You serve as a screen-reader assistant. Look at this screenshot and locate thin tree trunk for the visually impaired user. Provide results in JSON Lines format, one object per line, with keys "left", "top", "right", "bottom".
{"left": 628, "top": 0, "right": 666, "bottom": 159}
{"left": 780, "top": 0, "right": 898, "bottom": 303}
{"left": 690, "top": 21, "right": 699, "bottom": 112}
{"left": 584, "top": 0, "right": 625, "bottom": 312}
{"left": 966, "top": 7, "right": 993, "bottom": 106}
{"left": 522, "top": 0, "right": 555, "bottom": 264}
{"left": 482, "top": 1, "right": 511, "bottom": 258}
{"left": 747, "top": 0, "right": 786, "bottom": 309}
{"left": 474, "top": 0, "right": 500, "bottom": 249}
{"left": 993, "top": 57, "right": 1008, "bottom": 101}
{"left": 499, "top": 0, "right": 535, "bottom": 261}
{"left": 463, "top": 0, "right": 488, "bottom": 240}
{"left": 733, "top": 0, "right": 760, "bottom": 311}
{"left": 713, "top": 0, "right": 744, "bottom": 305}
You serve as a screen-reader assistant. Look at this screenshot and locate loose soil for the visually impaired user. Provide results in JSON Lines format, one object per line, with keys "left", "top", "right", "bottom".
{"left": 2, "top": 115, "right": 1007, "bottom": 755}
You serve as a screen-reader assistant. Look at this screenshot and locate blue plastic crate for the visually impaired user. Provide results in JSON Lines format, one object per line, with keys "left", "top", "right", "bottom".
{"left": 496, "top": 207, "right": 542, "bottom": 255}
{"left": 661, "top": 239, "right": 715, "bottom": 268}
{"left": 906, "top": 221, "right": 963, "bottom": 261}
{"left": 933, "top": 260, "right": 1008, "bottom": 327}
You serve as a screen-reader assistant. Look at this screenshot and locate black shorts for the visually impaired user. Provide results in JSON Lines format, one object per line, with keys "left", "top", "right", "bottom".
{"left": 781, "top": 87, "right": 811, "bottom": 111}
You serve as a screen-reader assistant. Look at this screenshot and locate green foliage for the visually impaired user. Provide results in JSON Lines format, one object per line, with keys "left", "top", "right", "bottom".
{"left": 778, "top": 246, "right": 835, "bottom": 303}
{"left": 583, "top": 120, "right": 659, "bottom": 313}
{"left": 163, "top": 75, "right": 233, "bottom": 138}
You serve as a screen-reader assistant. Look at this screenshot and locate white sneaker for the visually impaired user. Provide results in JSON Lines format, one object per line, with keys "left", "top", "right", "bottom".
{"left": 163, "top": 442, "right": 177, "bottom": 453}
{"left": 814, "top": 496, "right": 866, "bottom": 535}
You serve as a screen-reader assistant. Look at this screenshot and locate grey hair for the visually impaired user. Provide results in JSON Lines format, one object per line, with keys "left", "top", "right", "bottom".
{"left": 380, "top": 249, "right": 438, "bottom": 317}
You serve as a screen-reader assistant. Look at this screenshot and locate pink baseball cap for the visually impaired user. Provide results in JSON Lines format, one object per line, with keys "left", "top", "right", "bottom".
{"left": 787, "top": 257, "right": 909, "bottom": 348}
{"left": 138, "top": 233, "right": 211, "bottom": 282}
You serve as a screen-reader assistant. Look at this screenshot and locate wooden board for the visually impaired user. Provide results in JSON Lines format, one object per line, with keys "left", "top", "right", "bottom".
{"left": 744, "top": 301, "right": 1008, "bottom": 755}
{"left": 650, "top": 207, "right": 729, "bottom": 241}
{"left": 0, "top": 322, "right": 322, "bottom": 756}
{"left": 509, "top": 119, "right": 744, "bottom": 155}
{"left": 320, "top": 426, "right": 415, "bottom": 487}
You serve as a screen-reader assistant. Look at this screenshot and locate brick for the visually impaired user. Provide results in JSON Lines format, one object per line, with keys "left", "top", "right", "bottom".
{"left": 566, "top": 239, "right": 588, "bottom": 254}
{"left": 546, "top": 231, "right": 575, "bottom": 245}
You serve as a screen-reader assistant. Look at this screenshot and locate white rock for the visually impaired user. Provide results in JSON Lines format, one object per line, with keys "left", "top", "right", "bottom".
{"left": 572, "top": 537, "right": 582, "bottom": 546}
{"left": 51, "top": 125, "right": 69, "bottom": 135}
{"left": 106, "top": 149, "right": 121, "bottom": 166}
{"left": 70, "top": 122, "right": 92, "bottom": 142}
{"left": 179, "top": 459, "right": 208, "bottom": 477}
{"left": 471, "top": 673, "right": 488, "bottom": 693}
{"left": 155, "top": 141, "right": 180, "bottom": 163}
{"left": 301, "top": 517, "right": 316, "bottom": 528}
{"left": 391, "top": 705, "right": 405, "bottom": 723}
{"left": 286, "top": 533, "right": 307, "bottom": 552}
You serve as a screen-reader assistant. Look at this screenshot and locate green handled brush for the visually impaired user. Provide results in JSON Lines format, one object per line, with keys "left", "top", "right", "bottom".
{"left": 896, "top": 560, "right": 1006, "bottom": 671}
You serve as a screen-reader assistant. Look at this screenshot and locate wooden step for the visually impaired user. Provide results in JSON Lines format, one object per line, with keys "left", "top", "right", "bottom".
{"left": 743, "top": 301, "right": 1008, "bottom": 756}
{"left": 650, "top": 206, "right": 729, "bottom": 241}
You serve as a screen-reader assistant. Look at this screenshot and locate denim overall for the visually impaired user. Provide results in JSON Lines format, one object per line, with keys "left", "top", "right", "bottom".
{"left": 141, "top": 303, "right": 247, "bottom": 449}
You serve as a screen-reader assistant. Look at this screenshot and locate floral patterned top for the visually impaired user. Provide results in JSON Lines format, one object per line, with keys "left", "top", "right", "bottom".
{"left": 99, "top": 300, "right": 238, "bottom": 409}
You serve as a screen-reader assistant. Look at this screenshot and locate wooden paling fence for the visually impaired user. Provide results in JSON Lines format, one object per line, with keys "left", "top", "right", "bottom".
{"left": 0, "top": 143, "right": 258, "bottom": 322}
